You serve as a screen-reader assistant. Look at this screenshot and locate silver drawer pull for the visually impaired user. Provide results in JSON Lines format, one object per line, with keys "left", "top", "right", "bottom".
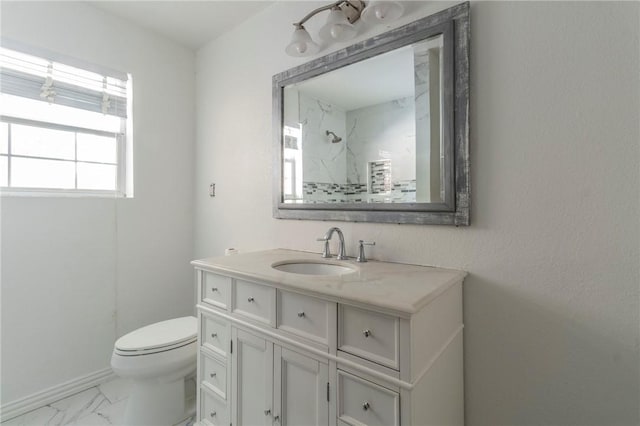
{"left": 210, "top": 373, "right": 217, "bottom": 378}
{"left": 297, "top": 311, "right": 305, "bottom": 318}
{"left": 210, "top": 411, "right": 217, "bottom": 417}
{"left": 248, "top": 297, "right": 255, "bottom": 302}
{"left": 211, "top": 333, "right": 217, "bottom": 338}
{"left": 363, "top": 329, "right": 372, "bottom": 338}
{"left": 211, "top": 287, "right": 218, "bottom": 292}
{"left": 362, "top": 401, "right": 371, "bottom": 411}
{"left": 264, "top": 409, "right": 271, "bottom": 416}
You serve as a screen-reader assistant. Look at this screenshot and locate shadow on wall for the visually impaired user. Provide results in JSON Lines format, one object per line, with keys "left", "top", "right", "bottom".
{"left": 463, "top": 275, "right": 639, "bottom": 426}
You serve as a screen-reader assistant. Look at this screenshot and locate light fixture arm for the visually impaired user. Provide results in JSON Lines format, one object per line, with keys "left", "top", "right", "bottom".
{"left": 293, "top": 1, "right": 365, "bottom": 27}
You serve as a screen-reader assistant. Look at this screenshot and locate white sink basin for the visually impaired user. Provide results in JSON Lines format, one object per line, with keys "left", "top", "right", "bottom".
{"left": 272, "top": 260, "right": 356, "bottom": 276}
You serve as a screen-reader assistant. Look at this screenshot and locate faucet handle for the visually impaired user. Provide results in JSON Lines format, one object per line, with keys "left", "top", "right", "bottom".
{"left": 316, "top": 237, "right": 331, "bottom": 258}
{"left": 356, "top": 240, "right": 375, "bottom": 263}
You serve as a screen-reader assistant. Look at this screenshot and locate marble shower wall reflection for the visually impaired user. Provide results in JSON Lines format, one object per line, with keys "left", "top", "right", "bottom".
{"left": 299, "top": 92, "right": 347, "bottom": 184}
{"left": 282, "top": 36, "right": 444, "bottom": 204}
{"left": 288, "top": 91, "right": 420, "bottom": 204}
{"left": 345, "top": 97, "right": 417, "bottom": 203}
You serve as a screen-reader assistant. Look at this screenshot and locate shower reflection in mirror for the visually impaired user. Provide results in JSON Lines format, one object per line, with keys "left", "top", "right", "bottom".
{"left": 282, "top": 34, "right": 444, "bottom": 205}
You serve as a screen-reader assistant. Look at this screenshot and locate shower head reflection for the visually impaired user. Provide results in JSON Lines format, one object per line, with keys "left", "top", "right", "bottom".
{"left": 326, "top": 130, "right": 342, "bottom": 143}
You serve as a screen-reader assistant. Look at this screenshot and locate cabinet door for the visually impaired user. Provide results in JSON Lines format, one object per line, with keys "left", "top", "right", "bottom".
{"left": 274, "top": 346, "right": 329, "bottom": 426}
{"left": 232, "top": 328, "right": 273, "bottom": 426}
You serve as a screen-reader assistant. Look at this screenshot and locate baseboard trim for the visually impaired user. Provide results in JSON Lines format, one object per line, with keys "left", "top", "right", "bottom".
{"left": 0, "top": 367, "right": 116, "bottom": 422}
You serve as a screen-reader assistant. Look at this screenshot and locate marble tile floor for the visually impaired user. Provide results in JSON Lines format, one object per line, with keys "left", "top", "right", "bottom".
{"left": 1, "top": 378, "right": 195, "bottom": 426}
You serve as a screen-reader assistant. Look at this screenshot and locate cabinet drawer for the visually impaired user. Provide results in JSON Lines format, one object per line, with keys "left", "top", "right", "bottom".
{"left": 232, "top": 279, "right": 276, "bottom": 326}
{"left": 277, "top": 290, "right": 333, "bottom": 344}
{"left": 201, "top": 314, "right": 229, "bottom": 358}
{"left": 337, "top": 370, "right": 399, "bottom": 426}
{"left": 201, "top": 272, "right": 231, "bottom": 310}
{"left": 201, "top": 353, "right": 227, "bottom": 399}
{"left": 338, "top": 305, "right": 399, "bottom": 369}
{"left": 201, "top": 388, "right": 229, "bottom": 426}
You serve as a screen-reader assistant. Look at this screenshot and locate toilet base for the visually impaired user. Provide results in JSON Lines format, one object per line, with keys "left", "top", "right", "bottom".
{"left": 123, "top": 375, "right": 196, "bottom": 426}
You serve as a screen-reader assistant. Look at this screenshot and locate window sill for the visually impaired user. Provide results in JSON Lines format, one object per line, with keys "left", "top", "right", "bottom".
{"left": 1, "top": 188, "right": 129, "bottom": 198}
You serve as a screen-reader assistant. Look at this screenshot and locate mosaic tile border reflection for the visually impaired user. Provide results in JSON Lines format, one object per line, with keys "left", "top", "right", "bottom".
{"left": 301, "top": 179, "right": 416, "bottom": 203}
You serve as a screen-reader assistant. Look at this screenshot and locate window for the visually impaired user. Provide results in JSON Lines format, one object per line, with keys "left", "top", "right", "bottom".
{"left": 282, "top": 125, "right": 303, "bottom": 202}
{"left": 0, "top": 44, "right": 131, "bottom": 196}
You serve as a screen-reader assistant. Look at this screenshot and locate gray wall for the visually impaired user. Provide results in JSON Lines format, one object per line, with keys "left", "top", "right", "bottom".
{"left": 195, "top": 1, "right": 640, "bottom": 424}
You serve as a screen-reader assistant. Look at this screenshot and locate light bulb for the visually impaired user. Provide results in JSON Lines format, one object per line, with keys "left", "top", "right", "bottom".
{"left": 375, "top": 5, "right": 388, "bottom": 20}
{"left": 295, "top": 43, "right": 307, "bottom": 54}
{"left": 319, "top": 7, "right": 357, "bottom": 42}
{"left": 361, "top": 1, "right": 404, "bottom": 24}
{"left": 285, "top": 25, "right": 319, "bottom": 57}
{"left": 330, "top": 25, "right": 343, "bottom": 39}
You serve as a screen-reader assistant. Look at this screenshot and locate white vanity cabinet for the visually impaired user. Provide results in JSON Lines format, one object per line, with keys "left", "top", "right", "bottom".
{"left": 232, "top": 328, "right": 329, "bottom": 426}
{"left": 193, "top": 249, "right": 466, "bottom": 426}
{"left": 196, "top": 275, "right": 332, "bottom": 426}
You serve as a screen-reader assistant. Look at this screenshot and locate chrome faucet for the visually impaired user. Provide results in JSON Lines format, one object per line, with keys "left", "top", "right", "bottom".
{"left": 316, "top": 227, "right": 347, "bottom": 260}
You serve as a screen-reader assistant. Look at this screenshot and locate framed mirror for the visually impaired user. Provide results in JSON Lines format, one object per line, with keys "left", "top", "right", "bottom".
{"left": 273, "top": 2, "right": 469, "bottom": 225}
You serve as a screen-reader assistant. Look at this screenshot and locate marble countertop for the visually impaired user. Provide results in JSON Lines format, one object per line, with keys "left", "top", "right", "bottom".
{"left": 191, "top": 249, "right": 466, "bottom": 316}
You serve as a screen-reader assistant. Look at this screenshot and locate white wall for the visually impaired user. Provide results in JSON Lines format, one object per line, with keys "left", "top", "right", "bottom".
{"left": 1, "top": 2, "right": 195, "bottom": 404}
{"left": 195, "top": 2, "right": 639, "bottom": 424}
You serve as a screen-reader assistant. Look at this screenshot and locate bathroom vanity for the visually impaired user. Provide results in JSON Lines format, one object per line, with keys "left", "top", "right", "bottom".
{"left": 191, "top": 249, "right": 465, "bottom": 426}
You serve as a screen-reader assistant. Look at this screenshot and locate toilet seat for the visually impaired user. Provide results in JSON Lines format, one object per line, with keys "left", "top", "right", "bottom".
{"left": 114, "top": 316, "right": 197, "bottom": 356}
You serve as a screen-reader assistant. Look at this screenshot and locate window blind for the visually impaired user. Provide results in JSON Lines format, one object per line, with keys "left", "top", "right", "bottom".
{"left": 0, "top": 47, "right": 128, "bottom": 118}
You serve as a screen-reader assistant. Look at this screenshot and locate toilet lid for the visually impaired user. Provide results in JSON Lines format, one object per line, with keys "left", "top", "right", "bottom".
{"left": 115, "top": 316, "right": 197, "bottom": 352}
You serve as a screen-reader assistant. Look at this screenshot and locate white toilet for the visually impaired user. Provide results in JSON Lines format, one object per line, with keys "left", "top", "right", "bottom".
{"left": 111, "top": 316, "right": 197, "bottom": 426}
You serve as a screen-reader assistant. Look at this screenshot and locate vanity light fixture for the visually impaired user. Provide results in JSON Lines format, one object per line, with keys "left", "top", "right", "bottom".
{"left": 285, "top": 1, "right": 404, "bottom": 57}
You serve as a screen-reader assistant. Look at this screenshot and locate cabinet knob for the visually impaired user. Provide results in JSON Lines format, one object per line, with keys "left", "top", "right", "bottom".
{"left": 274, "top": 415, "right": 280, "bottom": 422}
{"left": 210, "top": 411, "right": 216, "bottom": 417}
{"left": 210, "top": 372, "right": 217, "bottom": 378}
{"left": 297, "top": 311, "right": 305, "bottom": 318}
{"left": 363, "top": 329, "right": 372, "bottom": 338}
{"left": 211, "top": 287, "right": 218, "bottom": 292}
{"left": 264, "top": 409, "right": 271, "bottom": 416}
{"left": 211, "top": 333, "right": 217, "bottom": 338}
{"left": 362, "top": 401, "right": 371, "bottom": 411}
{"left": 248, "top": 297, "right": 255, "bottom": 303}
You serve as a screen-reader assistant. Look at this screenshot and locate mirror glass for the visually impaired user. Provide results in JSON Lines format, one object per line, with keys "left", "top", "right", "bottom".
{"left": 282, "top": 35, "right": 444, "bottom": 205}
{"left": 273, "top": 2, "right": 470, "bottom": 225}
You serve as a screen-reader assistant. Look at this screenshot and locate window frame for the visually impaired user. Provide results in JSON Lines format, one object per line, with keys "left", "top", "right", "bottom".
{"left": 0, "top": 115, "right": 127, "bottom": 197}
{"left": 0, "top": 41, "right": 131, "bottom": 198}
